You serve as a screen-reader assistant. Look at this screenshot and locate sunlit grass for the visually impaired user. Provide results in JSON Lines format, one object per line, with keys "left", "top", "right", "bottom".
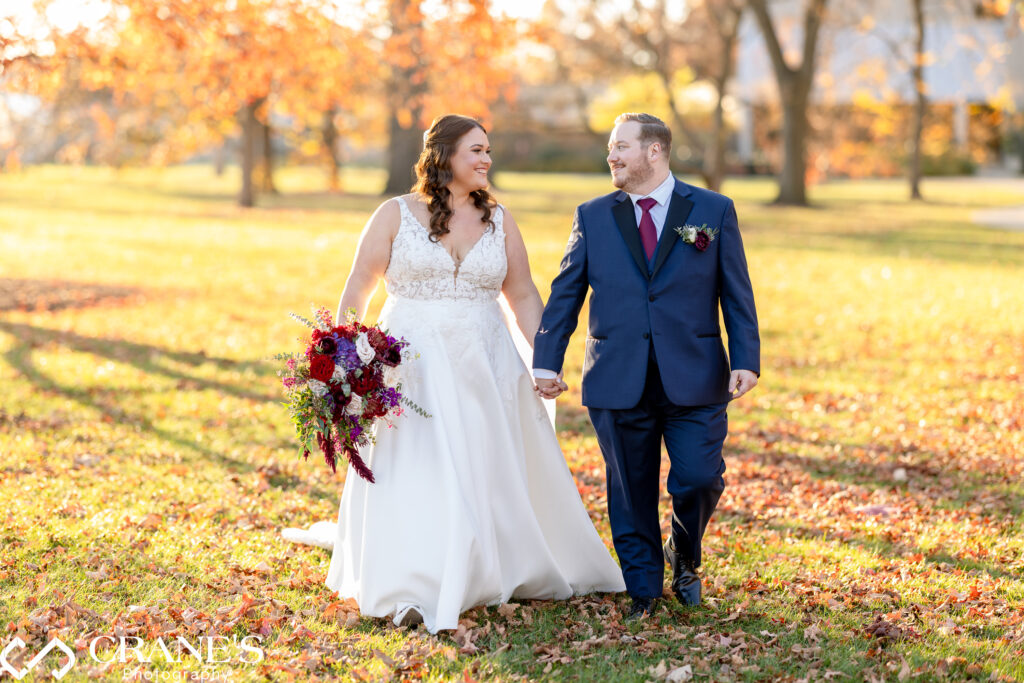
{"left": 1, "top": 165, "right": 1022, "bottom": 681}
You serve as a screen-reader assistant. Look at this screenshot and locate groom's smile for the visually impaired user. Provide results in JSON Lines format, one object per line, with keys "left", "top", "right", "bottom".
{"left": 607, "top": 120, "right": 656, "bottom": 194}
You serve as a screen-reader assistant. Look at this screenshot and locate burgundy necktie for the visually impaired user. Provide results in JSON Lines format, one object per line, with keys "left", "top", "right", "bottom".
{"left": 636, "top": 197, "right": 658, "bottom": 261}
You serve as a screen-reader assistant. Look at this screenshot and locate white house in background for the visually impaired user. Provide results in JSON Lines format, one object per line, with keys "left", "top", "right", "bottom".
{"left": 732, "top": 0, "right": 1024, "bottom": 169}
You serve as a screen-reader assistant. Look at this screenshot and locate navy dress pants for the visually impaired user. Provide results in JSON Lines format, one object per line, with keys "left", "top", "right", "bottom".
{"left": 588, "top": 350, "right": 728, "bottom": 599}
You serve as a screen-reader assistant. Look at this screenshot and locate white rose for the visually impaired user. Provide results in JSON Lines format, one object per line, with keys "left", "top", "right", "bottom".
{"left": 331, "top": 364, "right": 347, "bottom": 382}
{"left": 346, "top": 393, "right": 363, "bottom": 415}
{"left": 383, "top": 365, "right": 402, "bottom": 388}
{"left": 355, "top": 333, "right": 376, "bottom": 365}
{"left": 307, "top": 379, "right": 329, "bottom": 397}
{"left": 685, "top": 226, "right": 697, "bottom": 243}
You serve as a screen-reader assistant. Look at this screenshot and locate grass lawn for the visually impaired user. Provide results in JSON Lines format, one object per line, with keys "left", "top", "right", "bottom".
{"left": 1, "top": 164, "right": 1022, "bottom": 682}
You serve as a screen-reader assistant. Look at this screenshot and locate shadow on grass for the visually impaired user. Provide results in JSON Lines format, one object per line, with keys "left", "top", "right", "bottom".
{"left": 0, "top": 278, "right": 140, "bottom": 312}
{"left": 819, "top": 226, "right": 1024, "bottom": 266}
{"left": 0, "top": 320, "right": 276, "bottom": 397}
{"left": 747, "top": 213, "right": 1024, "bottom": 267}
{"left": 0, "top": 319, "right": 279, "bottom": 472}
{"left": 720, "top": 502, "right": 1022, "bottom": 584}
{"left": 735, "top": 432, "right": 1023, "bottom": 517}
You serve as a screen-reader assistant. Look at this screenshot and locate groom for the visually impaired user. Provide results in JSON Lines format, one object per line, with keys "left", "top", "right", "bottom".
{"left": 533, "top": 113, "right": 759, "bottom": 620}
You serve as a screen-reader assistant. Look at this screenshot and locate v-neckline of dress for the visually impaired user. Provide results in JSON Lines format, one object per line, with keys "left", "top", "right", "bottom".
{"left": 403, "top": 200, "right": 489, "bottom": 279}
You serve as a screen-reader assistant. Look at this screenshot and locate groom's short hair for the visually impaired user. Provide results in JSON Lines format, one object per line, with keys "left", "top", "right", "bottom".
{"left": 615, "top": 113, "right": 672, "bottom": 156}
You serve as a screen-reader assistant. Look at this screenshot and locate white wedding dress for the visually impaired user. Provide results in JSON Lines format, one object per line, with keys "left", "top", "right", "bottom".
{"left": 282, "top": 197, "right": 625, "bottom": 633}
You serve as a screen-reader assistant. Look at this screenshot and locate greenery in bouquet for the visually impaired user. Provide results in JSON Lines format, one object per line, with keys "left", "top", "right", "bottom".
{"left": 274, "top": 306, "right": 427, "bottom": 483}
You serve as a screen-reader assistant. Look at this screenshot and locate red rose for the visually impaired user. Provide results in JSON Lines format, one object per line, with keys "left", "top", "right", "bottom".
{"left": 694, "top": 231, "right": 710, "bottom": 251}
{"left": 309, "top": 355, "right": 335, "bottom": 382}
{"left": 333, "top": 324, "right": 357, "bottom": 340}
{"left": 351, "top": 369, "right": 381, "bottom": 395}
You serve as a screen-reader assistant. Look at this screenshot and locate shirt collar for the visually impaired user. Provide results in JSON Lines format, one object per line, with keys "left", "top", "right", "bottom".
{"left": 627, "top": 171, "right": 676, "bottom": 208}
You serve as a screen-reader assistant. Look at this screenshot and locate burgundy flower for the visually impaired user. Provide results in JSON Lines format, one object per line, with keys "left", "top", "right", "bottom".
{"left": 331, "top": 391, "right": 351, "bottom": 423}
{"left": 351, "top": 370, "right": 381, "bottom": 396}
{"left": 363, "top": 394, "right": 389, "bottom": 419}
{"left": 694, "top": 231, "right": 710, "bottom": 251}
{"left": 366, "top": 327, "right": 390, "bottom": 352}
{"left": 333, "top": 324, "right": 357, "bottom": 341}
{"left": 315, "top": 336, "right": 338, "bottom": 356}
{"left": 309, "top": 355, "right": 336, "bottom": 382}
{"left": 376, "top": 343, "right": 403, "bottom": 367}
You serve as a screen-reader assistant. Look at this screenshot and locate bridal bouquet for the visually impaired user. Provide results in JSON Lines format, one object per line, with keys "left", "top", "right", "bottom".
{"left": 275, "top": 306, "right": 426, "bottom": 483}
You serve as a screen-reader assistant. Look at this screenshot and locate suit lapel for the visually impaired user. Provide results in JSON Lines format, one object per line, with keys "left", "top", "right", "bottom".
{"left": 611, "top": 193, "right": 649, "bottom": 278}
{"left": 650, "top": 182, "right": 695, "bottom": 278}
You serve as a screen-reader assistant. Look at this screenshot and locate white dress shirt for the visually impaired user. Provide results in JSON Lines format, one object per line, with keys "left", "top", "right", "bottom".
{"left": 534, "top": 171, "right": 676, "bottom": 380}
{"left": 626, "top": 171, "right": 675, "bottom": 240}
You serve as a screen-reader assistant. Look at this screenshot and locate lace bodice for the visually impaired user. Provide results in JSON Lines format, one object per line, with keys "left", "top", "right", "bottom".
{"left": 385, "top": 197, "right": 507, "bottom": 303}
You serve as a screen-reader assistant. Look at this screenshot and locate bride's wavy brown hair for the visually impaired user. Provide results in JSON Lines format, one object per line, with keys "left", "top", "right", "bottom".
{"left": 412, "top": 114, "right": 497, "bottom": 243}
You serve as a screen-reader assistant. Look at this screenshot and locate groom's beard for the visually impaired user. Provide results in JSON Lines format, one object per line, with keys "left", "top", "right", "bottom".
{"left": 612, "top": 157, "right": 654, "bottom": 194}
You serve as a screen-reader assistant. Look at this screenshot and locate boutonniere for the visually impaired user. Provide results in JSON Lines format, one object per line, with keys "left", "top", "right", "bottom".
{"left": 674, "top": 223, "right": 720, "bottom": 252}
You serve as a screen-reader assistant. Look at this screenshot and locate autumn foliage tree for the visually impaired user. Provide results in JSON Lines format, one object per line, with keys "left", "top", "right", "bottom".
{"left": 11, "top": 0, "right": 372, "bottom": 205}
{"left": 91, "top": 0, "right": 368, "bottom": 207}
{"left": 10, "top": 0, "right": 516, "bottom": 200}
{"left": 533, "top": 0, "right": 744, "bottom": 192}
{"left": 380, "top": 0, "right": 519, "bottom": 194}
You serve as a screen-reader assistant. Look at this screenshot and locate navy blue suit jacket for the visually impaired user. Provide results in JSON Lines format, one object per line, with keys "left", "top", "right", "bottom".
{"left": 533, "top": 178, "right": 760, "bottom": 410}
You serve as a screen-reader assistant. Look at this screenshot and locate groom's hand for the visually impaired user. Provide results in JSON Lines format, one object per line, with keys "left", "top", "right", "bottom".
{"left": 535, "top": 372, "right": 568, "bottom": 399}
{"left": 729, "top": 370, "right": 758, "bottom": 399}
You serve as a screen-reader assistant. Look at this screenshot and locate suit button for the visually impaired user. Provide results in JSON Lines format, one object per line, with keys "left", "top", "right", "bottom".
{"left": 642, "top": 332, "right": 650, "bottom": 339}
{"left": 648, "top": 295, "right": 655, "bottom": 302}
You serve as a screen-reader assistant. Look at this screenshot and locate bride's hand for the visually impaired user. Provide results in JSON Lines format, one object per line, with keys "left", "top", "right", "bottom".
{"left": 535, "top": 374, "right": 568, "bottom": 399}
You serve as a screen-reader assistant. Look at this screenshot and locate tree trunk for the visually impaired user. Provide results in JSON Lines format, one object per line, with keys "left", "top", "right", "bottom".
{"left": 321, "top": 109, "right": 342, "bottom": 192}
{"left": 1019, "top": 128, "right": 1024, "bottom": 175}
{"left": 383, "top": 0, "right": 428, "bottom": 195}
{"left": 239, "top": 101, "right": 260, "bottom": 208}
{"left": 214, "top": 143, "right": 227, "bottom": 176}
{"left": 778, "top": 91, "right": 809, "bottom": 205}
{"left": 258, "top": 119, "right": 277, "bottom": 194}
{"left": 384, "top": 106, "right": 422, "bottom": 195}
{"left": 748, "top": 0, "right": 827, "bottom": 206}
{"left": 909, "top": 0, "right": 926, "bottom": 200}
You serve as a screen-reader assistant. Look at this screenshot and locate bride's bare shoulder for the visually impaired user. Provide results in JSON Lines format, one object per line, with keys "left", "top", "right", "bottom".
{"left": 361, "top": 197, "right": 404, "bottom": 238}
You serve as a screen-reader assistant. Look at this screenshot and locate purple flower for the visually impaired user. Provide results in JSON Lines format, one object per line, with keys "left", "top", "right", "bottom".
{"left": 347, "top": 416, "right": 364, "bottom": 441}
{"left": 381, "top": 387, "right": 401, "bottom": 408}
{"left": 335, "top": 338, "right": 361, "bottom": 371}
{"left": 282, "top": 377, "right": 298, "bottom": 388}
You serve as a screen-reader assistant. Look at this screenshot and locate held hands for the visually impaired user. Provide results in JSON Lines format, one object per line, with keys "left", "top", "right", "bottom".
{"left": 535, "top": 370, "right": 755, "bottom": 400}
{"left": 729, "top": 369, "right": 758, "bottom": 400}
{"left": 534, "top": 372, "right": 568, "bottom": 399}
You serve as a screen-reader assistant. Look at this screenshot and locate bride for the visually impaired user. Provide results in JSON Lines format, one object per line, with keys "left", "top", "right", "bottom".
{"left": 282, "top": 114, "right": 625, "bottom": 633}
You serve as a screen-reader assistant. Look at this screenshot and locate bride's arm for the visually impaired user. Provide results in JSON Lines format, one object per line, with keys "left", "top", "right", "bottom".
{"left": 500, "top": 207, "right": 545, "bottom": 347}
{"left": 336, "top": 199, "right": 400, "bottom": 321}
